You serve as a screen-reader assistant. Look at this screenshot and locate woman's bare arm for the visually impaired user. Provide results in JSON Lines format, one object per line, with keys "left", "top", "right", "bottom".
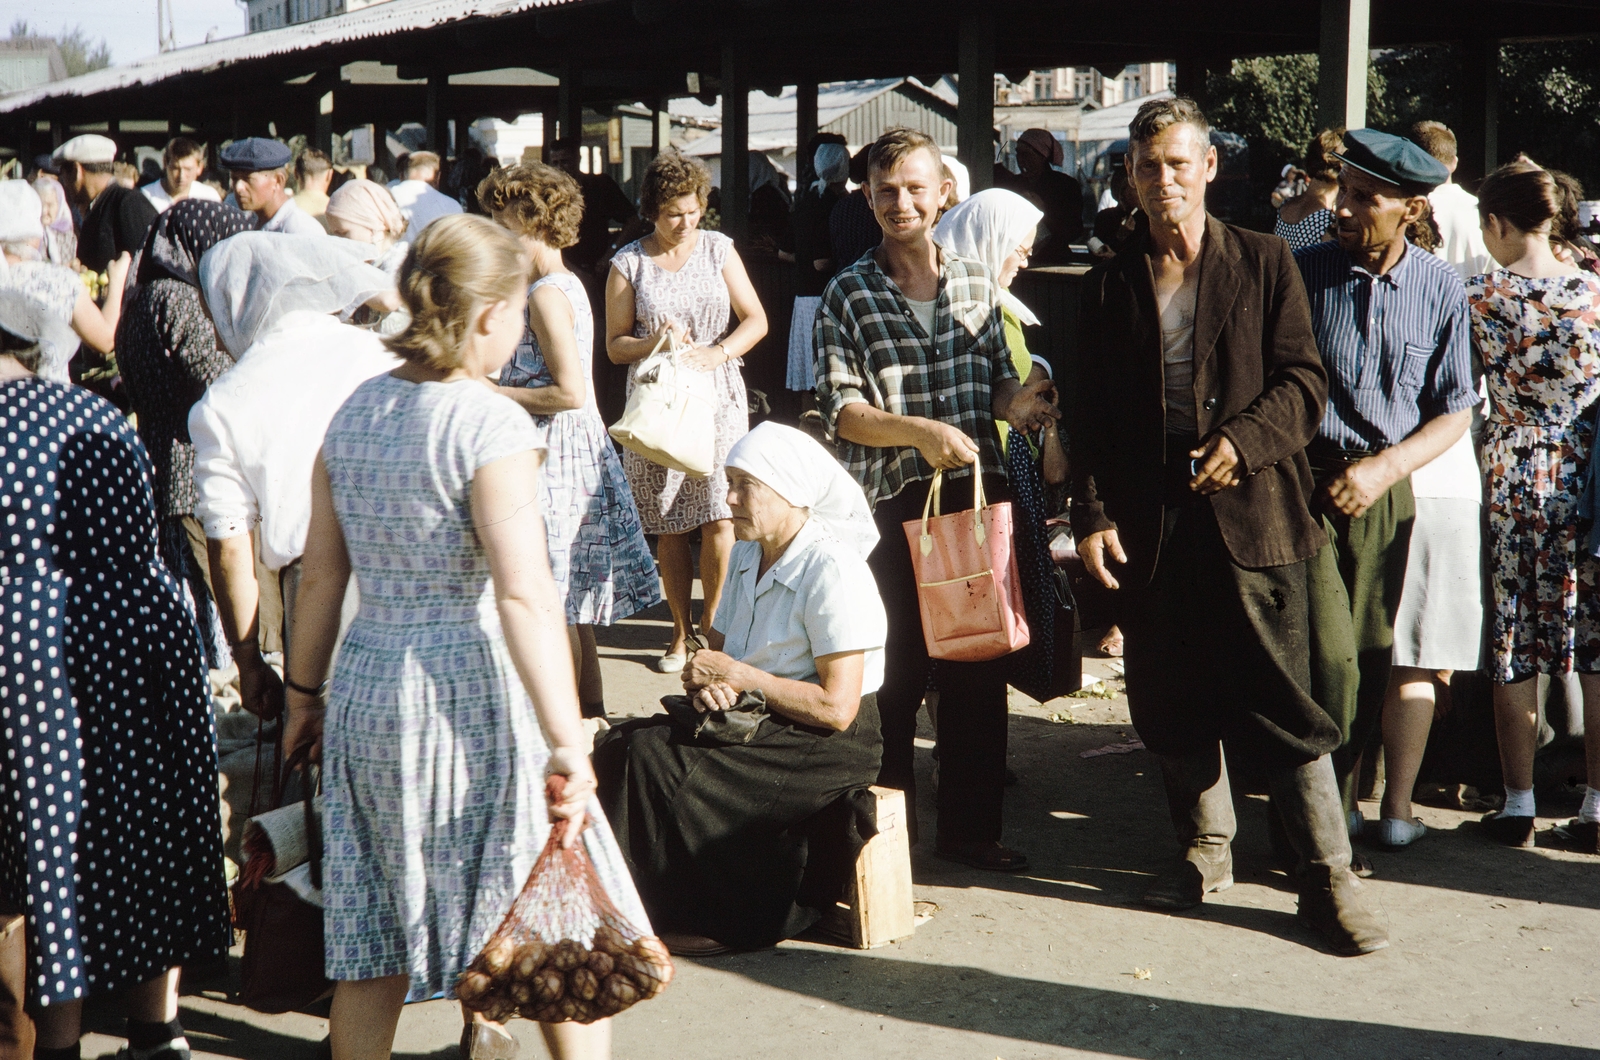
{"left": 499, "top": 284, "right": 586, "bottom": 415}
{"left": 281, "top": 454, "right": 352, "bottom": 757}
{"left": 70, "top": 252, "right": 129, "bottom": 354}
{"left": 605, "top": 265, "right": 682, "bottom": 365}
{"left": 682, "top": 644, "right": 866, "bottom": 732}
{"left": 472, "top": 448, "right": 593, "bottom": 843}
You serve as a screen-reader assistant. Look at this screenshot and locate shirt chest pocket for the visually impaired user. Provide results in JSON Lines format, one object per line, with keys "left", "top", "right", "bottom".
{"left": 1394, "top": 342, "right": 1433, "bottom": 392}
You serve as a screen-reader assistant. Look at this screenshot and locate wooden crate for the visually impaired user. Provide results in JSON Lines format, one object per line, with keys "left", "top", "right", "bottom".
{"left": 840, "top": 785, "right": 915, "bottom": 949}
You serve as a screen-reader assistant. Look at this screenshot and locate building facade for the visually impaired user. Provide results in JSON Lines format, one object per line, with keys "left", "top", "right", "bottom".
{"left": 246, "top": 0, "right": 394, "bottom": 32}
{"left": 995, "top": 63, "right": 1174, "bottom": 108}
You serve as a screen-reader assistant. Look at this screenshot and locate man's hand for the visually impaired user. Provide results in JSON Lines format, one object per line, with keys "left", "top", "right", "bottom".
{"left": 1080, "top": 528, "right": 1127, "bottom": 590}
{"left": 1001, "top": 382, "right": 1062, "bottom": 434}
{"left": 1189, "top": 434, "right": 1242, "bottom": 494}
{"left": 914, "top": 420, "right": 981, "bottom": 471}
{"left": 237, "top": 650, "right": 285, "bottom": 720}
{"left": 1322, "top": 456, "right": 1399, "bottom": 518}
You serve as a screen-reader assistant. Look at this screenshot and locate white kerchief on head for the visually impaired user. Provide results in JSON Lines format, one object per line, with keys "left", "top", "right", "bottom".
{"left": 811, "top": 143, "right": 850, "bottom": 195}
{"left": 0, "top": 180, "right": 44, "bottom": 245}
{"left": 941, "top": 155, "right": 971, "bottom": 204}
{"left": 0, "top": 286, "right": 78, "bottom": 382}
{"left": 933, "top": 187, "right": 1044, "bottom": 326}
{"left": 726, "top": 421, "right": 878, "bottom": 559}
{"left": 199, "top": 231, "right": 393, "bottom": 358}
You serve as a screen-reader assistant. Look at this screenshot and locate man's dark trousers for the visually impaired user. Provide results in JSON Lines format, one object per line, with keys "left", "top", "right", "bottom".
{"left": 868, "top": 471, "right": 1011, "bottom": 846}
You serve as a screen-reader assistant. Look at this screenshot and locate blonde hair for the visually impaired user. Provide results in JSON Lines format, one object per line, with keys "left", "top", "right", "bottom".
{"left": 386, "top": 214, "right": 528, "bottom": 370}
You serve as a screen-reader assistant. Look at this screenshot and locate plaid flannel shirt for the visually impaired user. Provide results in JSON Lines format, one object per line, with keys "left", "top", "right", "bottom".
{"left": 814, "top": 248, "right": 1017, "bottom": 509}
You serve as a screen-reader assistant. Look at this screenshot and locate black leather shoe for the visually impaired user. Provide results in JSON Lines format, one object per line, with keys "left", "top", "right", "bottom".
{"left": 1296, "top": 866, "right": 1388, "bottom": 956}
{"left": 1482, "top": 811, "right": 1537, "bottom": 848}
{"left": 1141, "top": 845, "right": 1233, "bottom": 910}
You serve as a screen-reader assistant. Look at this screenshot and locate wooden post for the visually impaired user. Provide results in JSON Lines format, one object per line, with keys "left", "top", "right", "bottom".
{"left": 795, "top": 79, "right": 818, "bottom": 186}
{"left": 957, "top": 9, "right": 995, "bottom": 192}
{"left": 456, "top": 112, "right": 472, "bottom": 161}
{"left": 1456, "top": 38, "right": 1499, "bottom": 183}
{"left": 1317, "top": 0, "right": 1370, "bottom": 131}
{"left": 542, "top": 109, "right": 557, "bottom": 159}
{"left": 721, "top": 42, "right": 750, "bottom": 243}
{"left": 558, "top": 59, "right": 582, "bottom": 143}
{"left": 425, "top": 72, "right": 444, "bottom": 152}
{"left": 315, "top": 89, "right": 334, "bottom": 156}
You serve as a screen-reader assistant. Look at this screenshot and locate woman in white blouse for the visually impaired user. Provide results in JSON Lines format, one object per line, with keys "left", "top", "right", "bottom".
{"left": 594, "top": 422, "right": 887, "bottom": 956}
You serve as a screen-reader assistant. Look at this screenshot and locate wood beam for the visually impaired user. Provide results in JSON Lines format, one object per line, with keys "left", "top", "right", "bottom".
{"left": 1317, "top": 0, "right": 1370, "bottom": 131}
{"left": 795, "top": 80, "right": 818, "bottom": 187}
{"left": 720, "top": 42, "right": 750, "bottom": 244}
{"left": 957, "top": 8, "right": 995, "bottom": 192}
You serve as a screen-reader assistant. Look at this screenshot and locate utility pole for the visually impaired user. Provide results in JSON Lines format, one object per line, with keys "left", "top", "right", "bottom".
{"left": 158, "top": 0, "right": 177, "bottom": 53}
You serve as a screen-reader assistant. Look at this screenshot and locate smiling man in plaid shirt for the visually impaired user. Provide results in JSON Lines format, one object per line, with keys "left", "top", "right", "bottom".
{"left": 815, "top": 127, "right": 1057, "bottom": 871}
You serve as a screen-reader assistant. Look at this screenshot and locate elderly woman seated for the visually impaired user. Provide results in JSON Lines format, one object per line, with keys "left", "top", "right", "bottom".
{"left": 594, "top": 422, "right": 887, "bottom": 956}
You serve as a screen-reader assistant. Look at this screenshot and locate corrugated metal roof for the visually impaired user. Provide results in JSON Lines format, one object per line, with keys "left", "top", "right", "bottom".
{"left": 677, "top": 78, "right": 955, "bottom": 156}
{"left": 0, "top": 0, "right": 575, "bottom": 113}
{"left": 1073, "top": 89, "right": 1172, "bottom": 143}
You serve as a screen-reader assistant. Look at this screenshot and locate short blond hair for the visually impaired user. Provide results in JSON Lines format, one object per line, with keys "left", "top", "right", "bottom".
{"left": 867, "top": 127, "right": 941, "bottom": 184}
{"left": 386, "top": 214, "right": 528, "bottom": 370}
{"left": 1410, "top": 121, "right": 1457, "bottom": 165}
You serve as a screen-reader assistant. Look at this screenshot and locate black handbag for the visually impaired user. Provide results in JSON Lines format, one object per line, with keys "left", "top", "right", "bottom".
{"left": 1006, "top": 434, "right": 1083, "bottom": 702}
{"left": 662, "top": 689, "right": 770, "bottom": 746}
{"left": 233, "top": 742, "right": 330, "bottom": 1014}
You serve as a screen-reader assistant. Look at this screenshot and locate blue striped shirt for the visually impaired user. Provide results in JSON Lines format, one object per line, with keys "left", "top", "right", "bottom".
{"left": 1295, "top": 241, "right": 1476, "bottom": 451}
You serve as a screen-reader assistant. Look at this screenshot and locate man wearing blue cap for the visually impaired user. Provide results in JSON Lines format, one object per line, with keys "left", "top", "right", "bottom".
{"left": 220, "top": 137, "right": 325, "bottom": 236}
{"left": 1295, "top": 127, "right": 1477, "bottom": 839}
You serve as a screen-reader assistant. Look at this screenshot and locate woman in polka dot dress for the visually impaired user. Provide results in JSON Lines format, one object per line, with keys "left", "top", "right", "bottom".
{"left": 0, "top": 292, "right": 229, "bottom": 1060}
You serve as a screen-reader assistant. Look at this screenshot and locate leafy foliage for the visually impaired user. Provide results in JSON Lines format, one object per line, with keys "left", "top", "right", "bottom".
{"left": 8, "top": 19, "right": 113, "bottom": 78}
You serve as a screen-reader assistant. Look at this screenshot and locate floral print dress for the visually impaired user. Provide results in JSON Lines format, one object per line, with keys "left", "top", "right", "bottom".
{"left": 1470, "top": 269, "right": 1600, "bottom": 682}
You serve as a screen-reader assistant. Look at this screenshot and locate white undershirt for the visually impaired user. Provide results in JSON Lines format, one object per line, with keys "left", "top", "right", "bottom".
{"left": 906, "top": 296, "right": 937, "bottom": 340}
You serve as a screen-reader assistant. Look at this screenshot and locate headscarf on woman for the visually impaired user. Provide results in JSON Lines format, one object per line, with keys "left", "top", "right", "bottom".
{"left": 34, "top": 178, "right": 72, "bottom": 234}
{"left": 326, "top": 179, "right": 408, "bottom": 246}
{"left": 0, "top": 179, "right": 44, "bottom": 251}
{"left": 33, "top": 177, "right": 76, "bottom": 266}
{"left": 725, "top": 421, "right": 877, "bottom": 559}
{"left": 0, "top": 285, "right": 74, "bottom": 371}
{"left": 749, "top": 151, "right": 792, "bottom": 208}
{"left": 0, "top": 180, "right": 78, "bottom": 380}
{"left": 811, "top": 143, "right": 851, "bottom": 195}
{"left": 933, "top": 187, "right": 1045, "bottom": 326}
{"left": 941, "top": 155, "right": 971, "bottom": 205}
{"left": 138, "top": 199, "right": 254, "bottom": 286}
{"left": 199, "top": 231, "right": 392, "bottom": 358}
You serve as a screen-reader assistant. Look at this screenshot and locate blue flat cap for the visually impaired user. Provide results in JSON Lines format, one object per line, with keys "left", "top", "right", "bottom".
{"left": 219, "top": 137, "right": 292, "bottom": 172}
{"left": 1340, "top": 128, "right": 1450, "bottom": 191}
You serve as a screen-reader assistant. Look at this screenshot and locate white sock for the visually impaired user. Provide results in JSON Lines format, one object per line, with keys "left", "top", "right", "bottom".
{"left": 1502, "top": 786, "right": 1536, "bottom": 818}
{"left": 1581, "top": 786, "right": 1600, "bottom": 824}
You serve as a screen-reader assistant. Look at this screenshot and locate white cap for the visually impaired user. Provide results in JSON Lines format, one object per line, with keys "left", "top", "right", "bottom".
{"left": 52, "top": 133, "right": 117, "bottom": 165}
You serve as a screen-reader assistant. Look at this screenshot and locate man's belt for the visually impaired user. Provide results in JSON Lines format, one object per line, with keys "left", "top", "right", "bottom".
{"left": 1304, "top": 440, "right": 1385, "bottom": 478}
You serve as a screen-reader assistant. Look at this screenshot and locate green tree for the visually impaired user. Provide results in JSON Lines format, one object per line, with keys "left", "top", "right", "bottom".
{"left": 8, "top": 20, "right": 113, "bottom": 78}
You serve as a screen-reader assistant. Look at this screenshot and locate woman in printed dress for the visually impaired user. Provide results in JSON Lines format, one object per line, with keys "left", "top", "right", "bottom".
{"left": 479, "top": 162, "right": 662, "bottom": 718}
{"left": 1470, "top": 158, "right": 1600, "bottom": 853}
{"left": 606, "top": 150, "right": 768, "bottom": 673}
{"left": 283, "top": 216, "right": 648, "bottom": 1060}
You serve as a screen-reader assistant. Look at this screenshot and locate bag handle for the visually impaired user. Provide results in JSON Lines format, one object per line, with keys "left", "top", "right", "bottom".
{"left": 917, "top": 467, "right": 988, "bottom": 556}
{"left": 276, "top": 743, "right": 324, "bottom": 889}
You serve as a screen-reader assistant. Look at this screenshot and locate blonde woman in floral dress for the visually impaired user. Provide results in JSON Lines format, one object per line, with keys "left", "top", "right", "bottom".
{"left": 1470, "top": 158, "right": 1600, "bottom": 853}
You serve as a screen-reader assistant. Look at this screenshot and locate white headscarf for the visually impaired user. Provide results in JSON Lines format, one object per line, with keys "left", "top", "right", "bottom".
{"left": 933, "top": 187, "right": 1044, "bottom": 326}
{"left": 941, "top": 155, "right": 971, "bottom": 204}
{"left": 0, "top": 180, "right": 44, "bottom": 245}
{"left": 811, "top": 143, "right": 850, "bottom": 195}
{"left": 0, "top": 285, "right": 77, "bottom": 382}
{"left": 199, "top": 232, "right": 393, "bottom": 358}
{"left": 726, "top": 421, "right": 877, "bottom": 559}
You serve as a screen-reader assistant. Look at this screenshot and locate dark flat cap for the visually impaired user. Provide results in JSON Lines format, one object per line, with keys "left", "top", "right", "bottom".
{"left": 1340, "top": 128, "right": 1450, "bottom": 191}
{"left": 219, "top": 137, "right": 292, "bottom": 172}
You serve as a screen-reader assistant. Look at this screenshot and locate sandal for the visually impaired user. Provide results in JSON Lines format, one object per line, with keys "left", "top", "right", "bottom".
{"left": 1550, "top": 818, "right": 1600, "bottom": 855}
{"left": 934, "top": 840, "right": 1030, "bottom": 872}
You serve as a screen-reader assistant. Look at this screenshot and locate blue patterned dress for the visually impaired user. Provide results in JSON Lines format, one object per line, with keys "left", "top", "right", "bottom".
{"left": 318, "top": 374, "right": 649, "bottom": 997}
{"left": 501, "top": 272, "right": 661, "bottom": 625}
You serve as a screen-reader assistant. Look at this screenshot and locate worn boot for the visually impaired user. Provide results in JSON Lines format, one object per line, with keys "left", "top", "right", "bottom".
{"left": 1143, "top": 749, "right": 1237, "bottom": 910}
{"left": 1269, "top": 754, "right": 1389, "bottom": 955}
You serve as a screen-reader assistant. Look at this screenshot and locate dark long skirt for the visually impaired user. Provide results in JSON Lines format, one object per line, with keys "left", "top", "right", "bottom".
{"left": 593, "top": 695, "right": 882, "bottom": 950}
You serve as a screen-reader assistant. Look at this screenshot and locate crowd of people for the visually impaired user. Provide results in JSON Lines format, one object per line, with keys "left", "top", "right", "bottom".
{"left": 0, "top": 94, "right": 1596, "bottom": 1060}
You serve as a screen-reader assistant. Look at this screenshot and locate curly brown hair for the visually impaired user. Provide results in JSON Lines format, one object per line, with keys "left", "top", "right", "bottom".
{"left": 386, "top": 214, "right": 529, "bottom": 370}
{"left": 476, "top": 163, "right": 584, "bottom": 249}
{"left": 639, "top": 149, "right": 711, "bottom": 222}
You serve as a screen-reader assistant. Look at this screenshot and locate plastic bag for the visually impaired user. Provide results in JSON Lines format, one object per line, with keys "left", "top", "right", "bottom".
{"left": 456, "top": 796, "right": 672, "bottom": 1024}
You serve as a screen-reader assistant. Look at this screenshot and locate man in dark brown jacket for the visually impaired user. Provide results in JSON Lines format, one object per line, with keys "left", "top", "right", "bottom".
{"left": 1070, "top": 98, "right": 1387, "bottom": 956}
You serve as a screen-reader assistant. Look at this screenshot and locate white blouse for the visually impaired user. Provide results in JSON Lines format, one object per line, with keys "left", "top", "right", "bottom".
{"left": 189, "top": 312, "right": 399, "bottom": 570}
{"left": 714, "top": 516, "right": 887, "bottom": 696}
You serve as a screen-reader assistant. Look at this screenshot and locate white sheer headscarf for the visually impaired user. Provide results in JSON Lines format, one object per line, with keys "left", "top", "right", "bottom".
{"left": 199, "top": 232, "right": 393, "bottom": 358}
{"left": 933, "top": 187, "right": 1044, "bottom": 326}
{"left": 0, "top": 285, "right": 76, "bottom": 381}
{"left": 726, "top": 421, "right": 877, "bottom": 559}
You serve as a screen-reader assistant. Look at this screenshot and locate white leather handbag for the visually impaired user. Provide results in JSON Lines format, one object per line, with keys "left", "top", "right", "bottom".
{"left": 608, "top": 333, "right": 718, "bottom": 477}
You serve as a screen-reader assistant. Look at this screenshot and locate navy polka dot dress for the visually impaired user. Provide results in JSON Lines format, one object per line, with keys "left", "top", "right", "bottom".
{"left": 0, "top": 378, "right": 229, "bottom": 1007}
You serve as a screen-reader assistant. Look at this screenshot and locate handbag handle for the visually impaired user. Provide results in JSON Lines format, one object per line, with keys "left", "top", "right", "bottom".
{"left": 276, "top": 743, "right": 324, "bottom": 890}
{"left": 918, "top": 468, "right": 988, "bottom": 556}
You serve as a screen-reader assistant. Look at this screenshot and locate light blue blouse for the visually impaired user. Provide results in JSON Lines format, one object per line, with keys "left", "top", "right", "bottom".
{"left": 713, "top": 516, "right": 887, "bottom": 695}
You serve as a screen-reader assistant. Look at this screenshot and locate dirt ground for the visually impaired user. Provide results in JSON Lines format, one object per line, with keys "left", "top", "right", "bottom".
{"left": 78, "top": 600, "right": 1600, "bottom": 1059}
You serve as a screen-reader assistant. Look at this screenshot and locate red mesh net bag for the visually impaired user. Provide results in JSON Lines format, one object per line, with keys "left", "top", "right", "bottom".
{"left": 455, "top": 793, "right": 672, "bottom": 1024}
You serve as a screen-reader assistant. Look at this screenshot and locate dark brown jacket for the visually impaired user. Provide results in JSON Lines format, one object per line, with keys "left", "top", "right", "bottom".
{"left": 1069, "top": 215, "right": 1327, "bottom": 587}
